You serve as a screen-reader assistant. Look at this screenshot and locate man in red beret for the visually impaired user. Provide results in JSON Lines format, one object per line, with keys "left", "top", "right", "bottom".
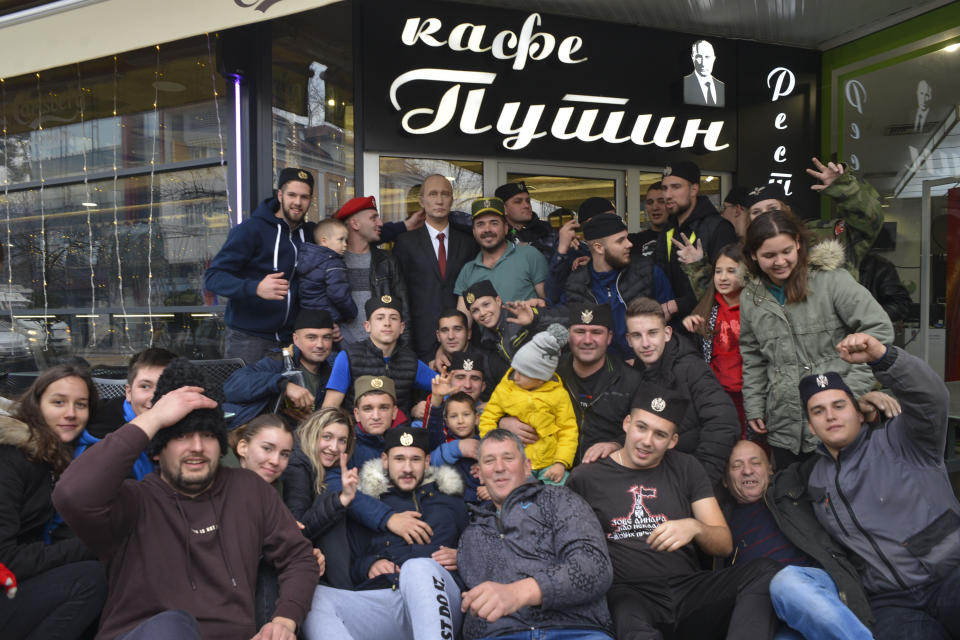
{"left": 336, "top": 196, "right": 410, "bottom": 345}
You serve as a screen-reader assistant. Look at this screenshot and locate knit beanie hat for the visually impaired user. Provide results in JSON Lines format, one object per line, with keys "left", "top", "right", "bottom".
{"left": 148, "top": 358, "right": 228, "bottom": 458}
{"left": 511, "top": 324, "right": 569, "bottom": 381}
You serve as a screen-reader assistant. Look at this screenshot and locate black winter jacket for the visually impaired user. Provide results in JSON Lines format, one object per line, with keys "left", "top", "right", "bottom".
{"left": 632, "top": 335, "right": 739, "bottom": 486}
{"left": 563, "top": 253, "right": 657, "bottom": 307}
{"left": 0, "top": 417, "right": 92, "bottom": 580}
{"left": 474, "top": 305, "right": 568, "bottom": 387}
{"left": 350, "top": 461, "right": 467, "bottom": 590}
{"left": 557, "top": 353, "right": 641, "bottom": 463}
{"left": 458, "top": 481, "right": 613, "bottom": 639}
{"left": 655, "top": 196, "right": 738, "bottom": 318}
{"left": 86, "top": 396, "right": 126, "bottom": 439}
{"left": 223, "top": 345, "right": 331, "bottom": 428}
{"left": 296, "top": 243, "right": 357, "bottom": 323}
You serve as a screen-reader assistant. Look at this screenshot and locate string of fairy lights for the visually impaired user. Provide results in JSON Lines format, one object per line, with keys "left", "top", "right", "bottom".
{"left": 0, "top": 38, "right": 236, "bottom": 359}
{"left": 1, "top": 78, "right": 12, "bottom": 329}
{"left": 112, "top": 54, "right": 131, "bottom": 350}
{"left": 145, "top": 45, "right": 160, "bottom": 346}
{"left": 35, "top": 72, "right": 49, "bottom": 348}
{"left": 207, "top": 33, "right": 232, "bottom": 224}
{"left": 78, "top": 63, "right": 97, "bottom": 346}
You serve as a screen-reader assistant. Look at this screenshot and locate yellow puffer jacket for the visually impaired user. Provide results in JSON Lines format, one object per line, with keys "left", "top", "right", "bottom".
{"left": 478, "top": 369, "right": 579, "bottom": 470}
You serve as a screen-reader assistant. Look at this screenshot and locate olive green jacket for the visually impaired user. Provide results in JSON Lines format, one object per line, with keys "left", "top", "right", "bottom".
{"left": 739, "top": 240, "right": 894, "bottom": 454}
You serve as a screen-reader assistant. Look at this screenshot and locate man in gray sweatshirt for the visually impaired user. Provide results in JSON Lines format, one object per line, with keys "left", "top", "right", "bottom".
{"left": 800, "top": 332, "right": 960, "bottom": 640}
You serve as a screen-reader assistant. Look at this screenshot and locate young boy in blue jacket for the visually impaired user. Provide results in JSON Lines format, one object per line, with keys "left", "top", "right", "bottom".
{"left": 297, "top": 218, "right": 358, "bottom": 325}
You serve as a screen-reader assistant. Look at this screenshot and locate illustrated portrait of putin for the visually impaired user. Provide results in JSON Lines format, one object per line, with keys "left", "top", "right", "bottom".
{"left": 683, "top": 39, "right": 725, "bottom": 107}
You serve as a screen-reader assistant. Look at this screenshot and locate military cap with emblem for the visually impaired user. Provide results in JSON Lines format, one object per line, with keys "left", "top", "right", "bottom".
{"left": 277, "top": 167, "right": 315, "bottom": 191}
{"left": 364, "top": 293, "right": 404, "bottom": 319}
{"left": 336, "top": 195, "right": 378, "bottom": 220}
{"left": 582, "top": 212, "right": 627, "bottom": 241}
{"left": 293, "top": 308, "right": 334, "bottom": 331}
{"left": 449, "top": 351, "right": 483, "bottom": 375}
{"left": 798, "top": 371, "right": 857, "bottom": 414}
{"left": 470, "top": 196, "right": 506, "bottom": 219}
{"left": 745, "top": 182, "right": 788, "bottom": 209}
{"left": 567, "top": 303, "right": 613, "bottom": 330}
{"left": 383, "top": 426, "right": 431, "bottom": 453}
{"left": 463, "top": 280, "right": 499, "bottom": 307}
{"left": 661, "top": 161, "right": 700, "bottom": 185}
{"left": 495, "top": 181, "right": 531, "bottom": 202}
{"left": 354, "top": 375, "right": 397, "bottom": 403}
{"left": 631, "top": 382, "right": 689, "bottom": 426}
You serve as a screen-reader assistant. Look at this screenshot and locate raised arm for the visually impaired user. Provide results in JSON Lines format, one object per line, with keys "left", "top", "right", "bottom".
{"left": 54, "top": 387, "right": 218, "bottom": 558}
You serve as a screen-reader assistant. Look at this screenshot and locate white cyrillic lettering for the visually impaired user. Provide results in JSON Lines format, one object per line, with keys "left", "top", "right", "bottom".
{"left": 774, "top": 145, "right": 787, "bottom": 162}
{"left": 447, "top": 23, "right": 490, "bottom": 53}
{"left": 389, "top": 68, "right": 496, "bottom": 110}
{"left": 558, "top": 36, "right": 587, "bottom": 64}
{"left": 497, "top": 102, "right": 547, "bottom": 150}
{"left": 775, "top": 112, "right": 787, "bottom": 129}
{"left": 679, "top": 119, "right": 728, "bottom": 150}
{"left": 767, "top": 67, "right": 796, "bottom": 101}
{"left": 491, "top": 30, "right": 519, "bottom": 61}
{"left": 401, "top": 86, "right": 460, "bottom": 134}
{"left": 401, "top": 17, "right": 447, "bottom": 47}
{"left": 459, "top": 88, "right": 492, "bottom": 134}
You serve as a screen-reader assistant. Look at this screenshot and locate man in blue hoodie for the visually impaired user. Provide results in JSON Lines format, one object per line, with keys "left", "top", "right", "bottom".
{"left": 204, "top": 167, "right": 316, "bottom": 365}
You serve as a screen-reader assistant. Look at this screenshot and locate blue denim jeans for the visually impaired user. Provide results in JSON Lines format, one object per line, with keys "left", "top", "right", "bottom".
{"left": 769, "top": 565, "right": 872, "bottom": 640}
{"left": 478, "top": 630, "right": 612, "bottom": 640}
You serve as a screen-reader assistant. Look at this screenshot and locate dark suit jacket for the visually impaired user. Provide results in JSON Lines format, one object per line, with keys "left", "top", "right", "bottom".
{"left": 393, "top": 224, "right": 477, "bottom": 359}
{"left": 683, "top": 73, "right": 725, "bottom": 107}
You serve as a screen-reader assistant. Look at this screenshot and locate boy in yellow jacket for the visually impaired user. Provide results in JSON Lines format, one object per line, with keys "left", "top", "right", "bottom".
{"left": 479, "top": 323, "right": 578, "bottom": 485}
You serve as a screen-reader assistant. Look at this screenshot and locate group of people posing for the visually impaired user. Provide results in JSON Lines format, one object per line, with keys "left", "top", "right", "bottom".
{"left": 0, "top": 158, "right": 956, "bottom": 640}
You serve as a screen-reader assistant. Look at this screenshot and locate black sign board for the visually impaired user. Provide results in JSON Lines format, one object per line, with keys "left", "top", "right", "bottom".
{"left": 360, "top": 0, "right": 819, "bottom": 201}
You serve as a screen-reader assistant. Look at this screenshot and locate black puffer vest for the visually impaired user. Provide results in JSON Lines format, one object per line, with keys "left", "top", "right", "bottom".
{"left": 344, "top": 339, "right": 419, "bottom": 412}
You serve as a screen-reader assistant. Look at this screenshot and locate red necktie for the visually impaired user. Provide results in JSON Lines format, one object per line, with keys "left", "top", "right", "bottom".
{"left": 437, "top": 232, "right": 447, "bottom": 279}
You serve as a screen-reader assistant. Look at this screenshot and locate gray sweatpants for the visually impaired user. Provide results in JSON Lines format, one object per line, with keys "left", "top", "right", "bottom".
{"left": 303, "top": 558, "right": 461, "bottom": 640}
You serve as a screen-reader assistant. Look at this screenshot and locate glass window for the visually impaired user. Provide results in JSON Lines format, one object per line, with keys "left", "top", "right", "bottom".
{"left": 272, "top": 2, "right": 354, "bottom": 219}
{"left": 838, "top": 41, "right": 959, "bottom": 373}
{"left": 2, "top": 40, "right": 228, "bottom": 186}
{"left": 0, "top": 36, "right": 231, "bottom": 370}
{"left": 379, "top": 157, "right": 483, "bottom": 223}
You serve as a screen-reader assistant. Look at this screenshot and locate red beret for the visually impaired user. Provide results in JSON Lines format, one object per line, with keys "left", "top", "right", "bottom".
{"left": 336, "top": 196, "right": 377, "bottom": 220}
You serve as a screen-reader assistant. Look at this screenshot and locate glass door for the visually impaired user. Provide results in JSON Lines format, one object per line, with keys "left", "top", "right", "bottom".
{"left": 498, "top": 163, "right": 624, "bottom": 229}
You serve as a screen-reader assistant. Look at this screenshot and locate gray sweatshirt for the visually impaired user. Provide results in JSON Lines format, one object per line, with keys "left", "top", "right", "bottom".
{"left": 809, "top": 346, "right": 960, "bottom": 594}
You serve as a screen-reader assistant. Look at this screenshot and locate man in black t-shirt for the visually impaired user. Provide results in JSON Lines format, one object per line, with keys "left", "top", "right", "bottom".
{"left": 567, "top": 383, "right": 779, "bottom": 640}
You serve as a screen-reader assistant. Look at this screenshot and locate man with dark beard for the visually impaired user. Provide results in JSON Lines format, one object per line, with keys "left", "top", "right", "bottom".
{"left": 54, "top": 358, "right": 317, "bottom": 640}
{"left": 205, "top": 167, "right": 317, "bottom": 365}
{"left": 563, "top": 213, "right": 675, "bottom": 361}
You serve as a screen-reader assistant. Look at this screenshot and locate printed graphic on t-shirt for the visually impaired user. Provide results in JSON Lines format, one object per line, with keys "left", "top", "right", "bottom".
{"left": 609, "top": 484, "right": 667, "bottom": 540}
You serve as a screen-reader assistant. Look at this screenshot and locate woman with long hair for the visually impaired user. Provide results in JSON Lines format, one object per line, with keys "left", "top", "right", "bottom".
{"left": 230, "top": 413, "right": 295, "bottom": 489}
{"left": 0, "top": 365, "right": 107, "bottom": 639}
{"left": 739, "top": 210, "right": 893, "bottom": 468}
{"left": 283, "top": 407, "right": 358, "bottom": 588}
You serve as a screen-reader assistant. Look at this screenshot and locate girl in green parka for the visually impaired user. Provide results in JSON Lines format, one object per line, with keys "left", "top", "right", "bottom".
{"left": 739, "top": 210, "right": 894, "bottom": 469}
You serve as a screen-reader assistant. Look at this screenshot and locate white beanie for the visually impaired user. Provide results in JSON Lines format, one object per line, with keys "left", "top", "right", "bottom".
{"left": 511, "top": 324, "right": 569, "bottom": 381}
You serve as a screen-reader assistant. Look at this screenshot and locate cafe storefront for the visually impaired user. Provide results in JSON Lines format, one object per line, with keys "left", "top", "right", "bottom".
{"left": 1, "top": 0, "right": 953, "bottom": 376}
